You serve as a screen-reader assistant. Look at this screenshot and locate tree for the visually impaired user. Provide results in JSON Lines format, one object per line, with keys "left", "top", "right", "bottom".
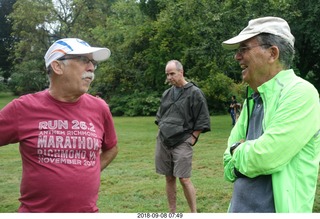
{"left": 8, "top": 0, "right": 111, "bottom": 94}
{"left": 5, "top": 0, "right": 320, "bottom": 114}
{"left": 287, "top": 0, "right": 320, "bottom": 91}
{"left": 0, "top": 0, "right": 16, "bottom": 83}
{"left": 92, "top": 0, "right": 155, "bottom": 95}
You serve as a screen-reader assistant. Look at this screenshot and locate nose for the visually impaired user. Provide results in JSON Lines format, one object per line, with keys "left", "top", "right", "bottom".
{"left": 87, "top": 61, "right": 96, "bottom": 71}
{"left": 234, "top": 51, "right": 242, "bottom": 61}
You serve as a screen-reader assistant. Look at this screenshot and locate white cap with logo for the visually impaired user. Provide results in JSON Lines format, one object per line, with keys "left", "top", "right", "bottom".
{"left": 44, "top": 38, "right": 111, "bottom": 68}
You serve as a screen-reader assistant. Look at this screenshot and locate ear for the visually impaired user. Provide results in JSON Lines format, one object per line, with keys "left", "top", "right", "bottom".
{"left": 50, "top": 60, "right": 64, "bottom": 75}
{"left": 268, "top": 46, "right": 280, "bottom": 63}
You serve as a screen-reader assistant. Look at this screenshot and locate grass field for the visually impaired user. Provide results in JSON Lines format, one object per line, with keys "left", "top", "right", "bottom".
{"left": 0, "top": 93, "right": 320, "bottom": 213}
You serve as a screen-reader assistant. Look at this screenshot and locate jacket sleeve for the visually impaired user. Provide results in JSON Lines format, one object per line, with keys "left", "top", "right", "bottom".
{"left": 155, "top": 107, "right": 161, "bottom": 126}
{"left": 223, "top": 100, "right": 248, "bottom": 182}
{"left": 192, "top": 89, "right": 211, "bottom": 133}
{"left": 223, "top": 148, "right": 236, "bottom": 182}
{"left": 233, "top": 82, "right": 320, "bottom": 178}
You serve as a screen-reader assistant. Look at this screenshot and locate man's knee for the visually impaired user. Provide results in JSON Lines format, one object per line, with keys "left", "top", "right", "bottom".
{"left": 179, "top": 177, "right": 191, "bottom": 186}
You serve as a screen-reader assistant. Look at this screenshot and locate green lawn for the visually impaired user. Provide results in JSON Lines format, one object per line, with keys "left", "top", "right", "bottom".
{"left": 0, "top": 93, "right": 320, "bottom": 213}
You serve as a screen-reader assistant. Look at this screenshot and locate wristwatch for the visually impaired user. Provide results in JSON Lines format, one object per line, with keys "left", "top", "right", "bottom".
{"left": 230, "top": 142, "right": 241, "bottom": 155}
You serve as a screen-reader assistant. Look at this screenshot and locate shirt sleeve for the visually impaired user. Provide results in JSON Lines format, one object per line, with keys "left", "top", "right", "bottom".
{"left": 101, "top": 103, "right": 118, "bottom": 151}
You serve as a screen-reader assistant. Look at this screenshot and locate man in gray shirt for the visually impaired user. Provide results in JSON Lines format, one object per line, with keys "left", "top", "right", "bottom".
{"left": 155, "top": 60, "right": 211, "bottom": 213}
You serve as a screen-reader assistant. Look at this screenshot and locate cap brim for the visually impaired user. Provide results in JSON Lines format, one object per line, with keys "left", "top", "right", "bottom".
{"left": 69, "top": 47, "right": 111, "bottom": 61}
{"left": 222, "top": 33, "right": 258, "bottom": 50}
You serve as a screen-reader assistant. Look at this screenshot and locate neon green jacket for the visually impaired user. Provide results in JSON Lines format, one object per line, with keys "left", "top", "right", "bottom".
{"left": 223, "top": 69, "right": 320, "bottom": 212}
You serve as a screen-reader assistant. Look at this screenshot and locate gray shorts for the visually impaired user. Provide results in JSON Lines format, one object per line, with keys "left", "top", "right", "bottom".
{"left": 155, "top": 135, "right": 193, "bottom": 178}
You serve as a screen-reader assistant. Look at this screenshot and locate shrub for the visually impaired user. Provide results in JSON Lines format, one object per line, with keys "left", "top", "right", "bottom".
{"left": 8, "top": 60, "right": 48, "bottom": 95}
{"left": 110, "top": 90, "right": 160, "bottom": 116}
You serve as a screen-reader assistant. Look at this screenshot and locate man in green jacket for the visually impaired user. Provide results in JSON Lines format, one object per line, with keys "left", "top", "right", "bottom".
{"left": 222, "top": 16, "right": 320, "bottom": 212}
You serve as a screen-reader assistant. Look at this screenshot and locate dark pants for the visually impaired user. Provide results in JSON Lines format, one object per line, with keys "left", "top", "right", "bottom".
{"left": 230, "top": 109, "right": 235, "bottom": 125}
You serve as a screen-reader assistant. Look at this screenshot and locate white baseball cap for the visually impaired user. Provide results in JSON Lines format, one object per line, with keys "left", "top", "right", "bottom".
{"left": 44, "top": 38, "right": 111, "bottom": 67}
{"left": 222, "top": 16, "right": 295, "bottom": 50}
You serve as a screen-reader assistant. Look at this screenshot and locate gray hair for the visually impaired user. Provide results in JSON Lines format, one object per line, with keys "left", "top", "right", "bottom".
{"left": 256, "top": 33, "right": 295, "bottom": 69}
{"left": 166, "top": 60, "right": 184, "bottom": 71}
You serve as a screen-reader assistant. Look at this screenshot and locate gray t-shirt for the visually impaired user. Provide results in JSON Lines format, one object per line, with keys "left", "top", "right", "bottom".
{"left": 229, "top": 93, "right": 275, "bottom": 213}
{"left": 173, "top": 86, "right": 183, "bottom": 101}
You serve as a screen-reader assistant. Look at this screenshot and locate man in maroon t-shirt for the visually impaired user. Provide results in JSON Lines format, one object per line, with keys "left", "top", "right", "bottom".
{"left": 0, "top": 38, "right": 118, "bottom": 212}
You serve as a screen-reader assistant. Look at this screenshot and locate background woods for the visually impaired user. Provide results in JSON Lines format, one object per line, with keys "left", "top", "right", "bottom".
{"left": 0, "top": 0, "right": 319, "bottom": 115}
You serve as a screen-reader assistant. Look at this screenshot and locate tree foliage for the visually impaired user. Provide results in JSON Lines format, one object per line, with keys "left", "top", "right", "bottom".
{"left": 5, "top": 0, "right": 320, "bottom": 115}
{"left": 0, "top": 0, "right": 16, "bottom": 84}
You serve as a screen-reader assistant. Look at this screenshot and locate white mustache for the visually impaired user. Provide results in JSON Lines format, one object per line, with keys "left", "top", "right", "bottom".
{"left": 81, "top": 72, "right": 95, "bottom": 81}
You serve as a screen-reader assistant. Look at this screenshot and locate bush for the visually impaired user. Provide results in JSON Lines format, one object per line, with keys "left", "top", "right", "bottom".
{"left": 0, "top": 81, "right": 9, "bottom": 93}
{"left": 8, "top": 60, "right": 48, "bottom": 95}
{"left": 0, "top": 69, "right": 9, "bottom": 92}
{"left": 198, "top": 72, "right": 248, "bottom": 115}
{"left": 110, "top": 90, "right": 160, "bottom": 116}
{"left": 198, "top": 72, "right": 235, "bottom": 114}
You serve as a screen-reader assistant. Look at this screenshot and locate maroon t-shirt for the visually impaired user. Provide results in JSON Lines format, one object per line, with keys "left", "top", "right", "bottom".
{"left": 0, "top": 90, "right": 117, "bottom": 212}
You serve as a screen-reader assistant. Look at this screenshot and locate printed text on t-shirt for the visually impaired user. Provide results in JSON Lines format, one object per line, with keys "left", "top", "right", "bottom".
{"left": 36, "top": 120, "right": 101, "bottom": 167}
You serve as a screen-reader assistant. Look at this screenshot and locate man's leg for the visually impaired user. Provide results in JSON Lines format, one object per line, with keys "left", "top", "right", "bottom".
{"left": 179, "top": 178, "right": 197, "bottom": 213}
{"left": 166, "top": 175, "right": 177, "bottom": 213}
{"left": 231, "top": 111, "right": 235, "bottom": 125}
